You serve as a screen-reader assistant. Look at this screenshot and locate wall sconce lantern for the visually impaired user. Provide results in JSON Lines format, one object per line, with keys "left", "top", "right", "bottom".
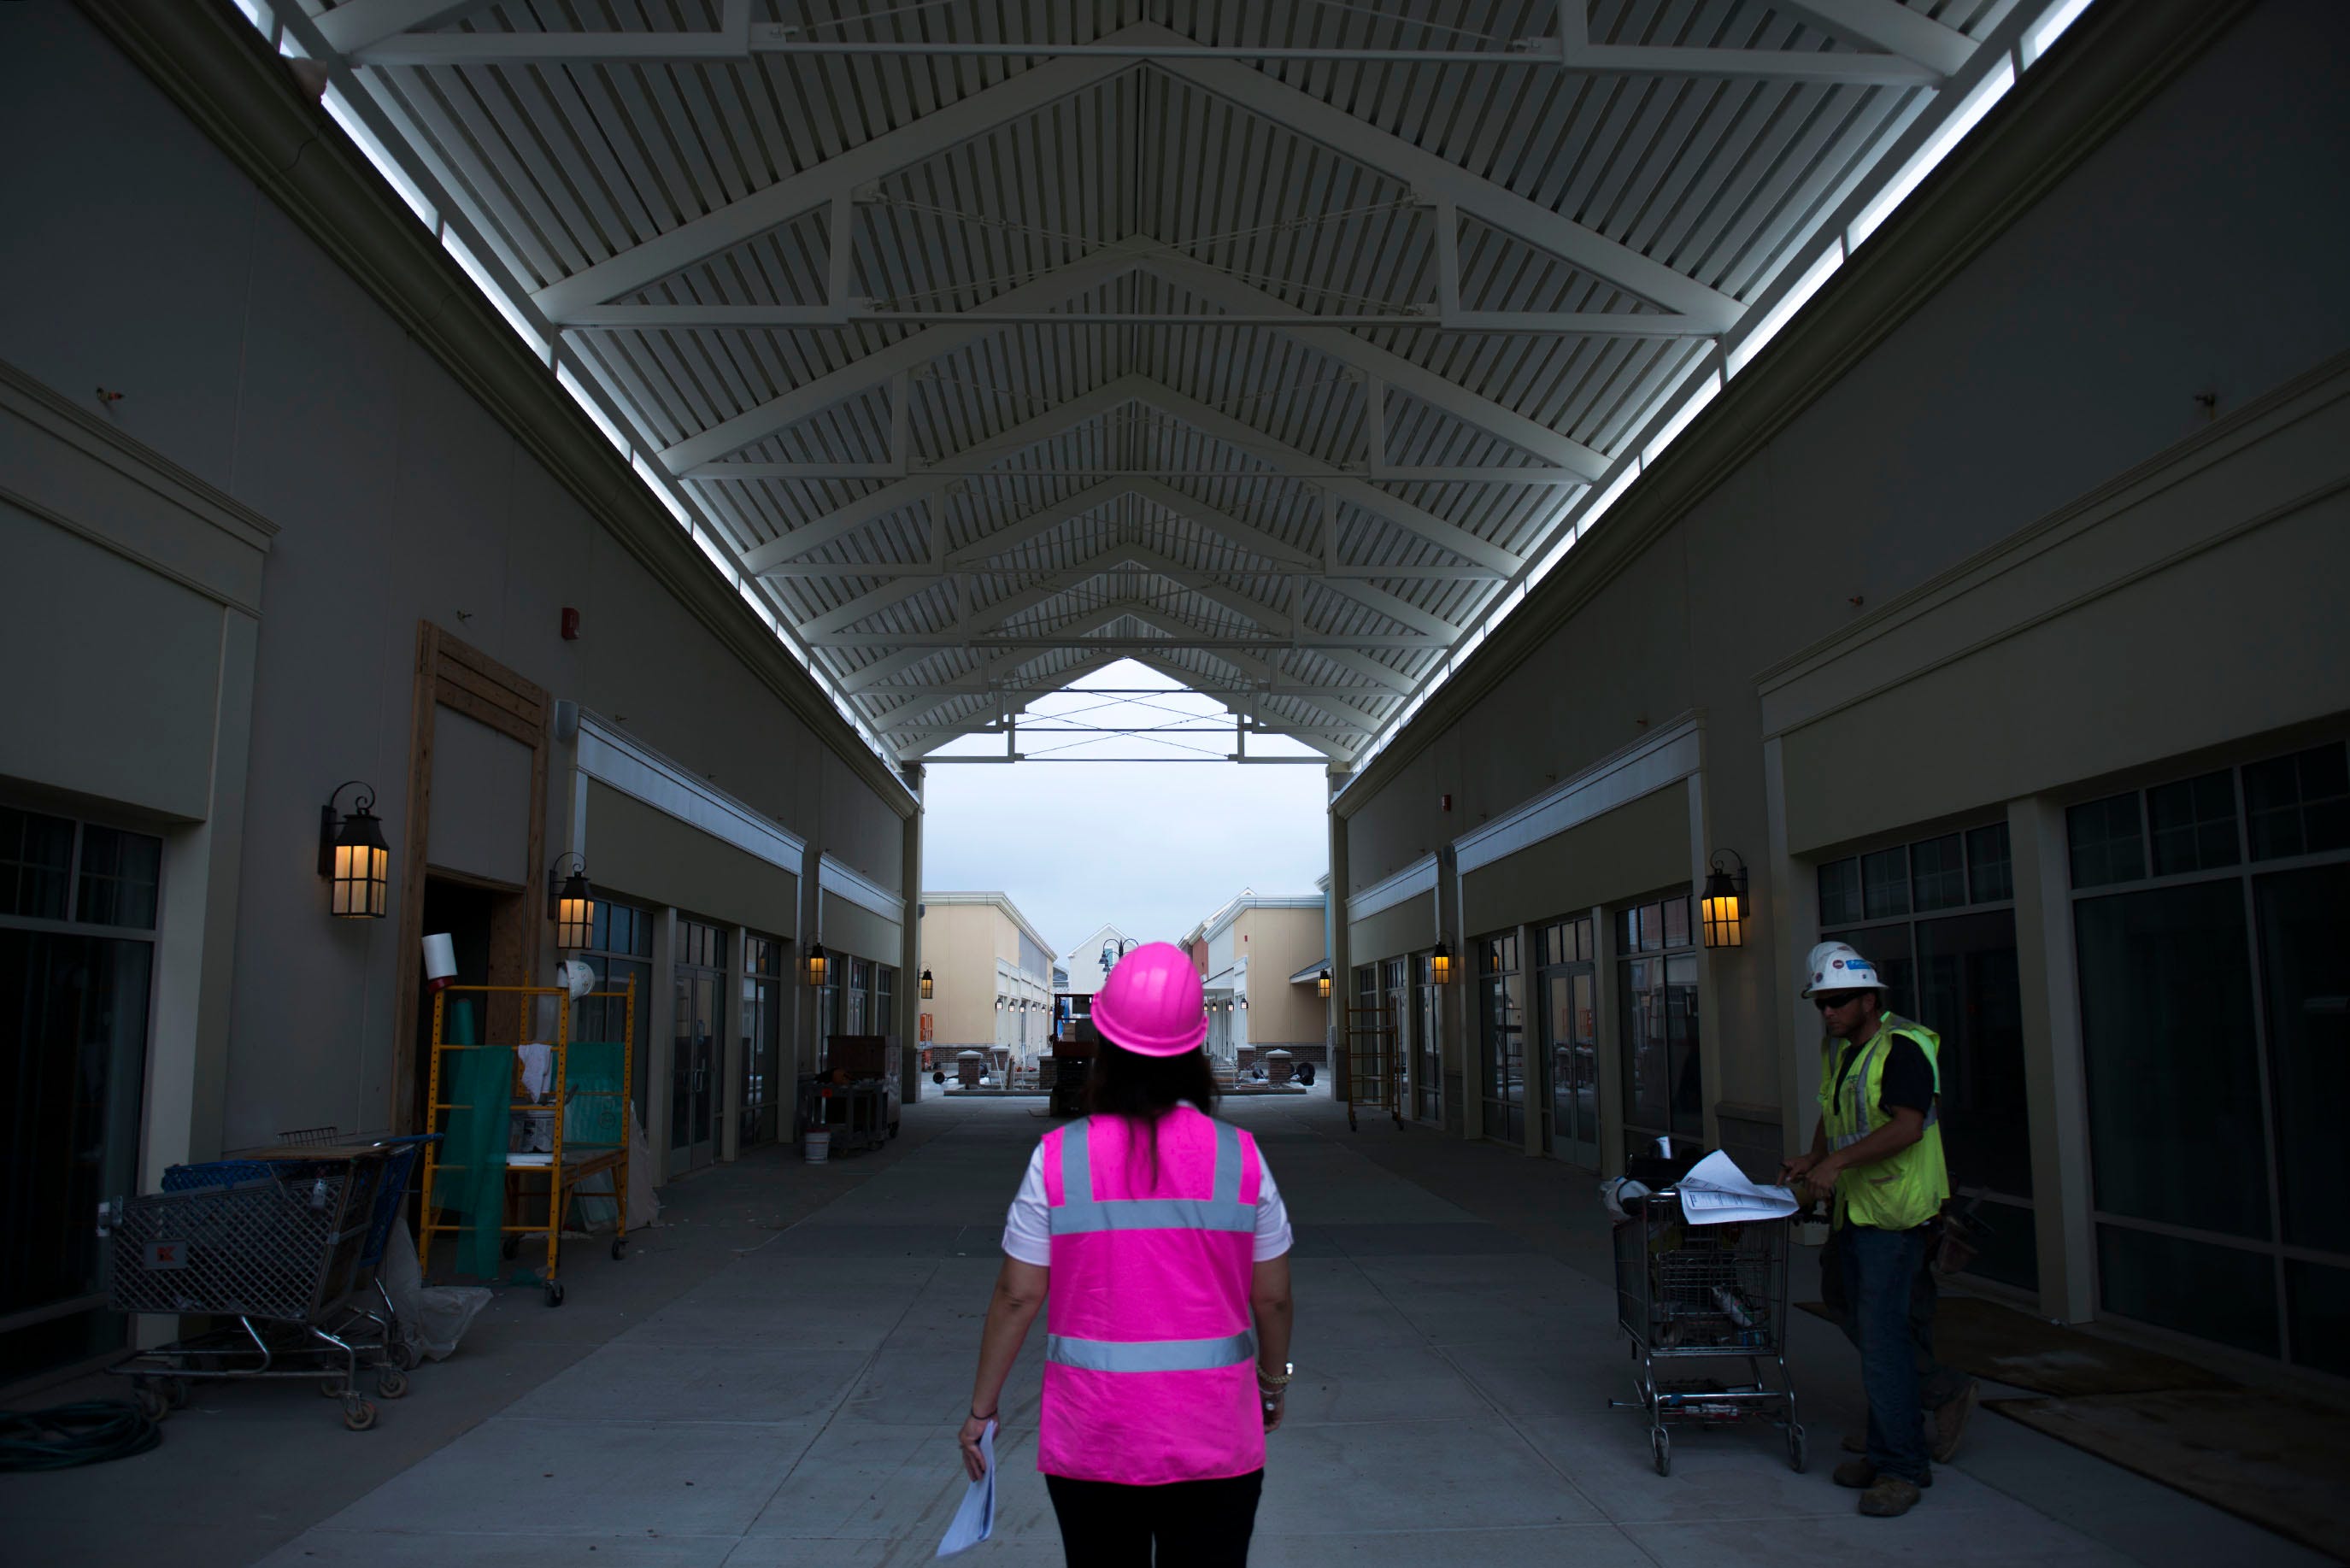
{"left": 920, "top": 969, "right": 934, "bottom": 1000}
{"left": 1317, "top": 968, "right": 1331, "bottom": 1000}
{"left": 1702, "top": 849, "right": 1751, "bottom": 949}
{"left": 1430, "top": 942, "right": 1454, "bottom": 985}
{"left": 1239, "top": 994, "right": 1248, "bottom": 1011}
{"left": 806, "top": 942, "right": 828, "bottom": 988}
{"left": 318, "top": 781, "right": 390, "bottom": 919}
{"left": 996, "top": 996, "right": 1006, "bottom": 1012}
{"left": 546, "top": 853, "right": 595, "bottom": 950}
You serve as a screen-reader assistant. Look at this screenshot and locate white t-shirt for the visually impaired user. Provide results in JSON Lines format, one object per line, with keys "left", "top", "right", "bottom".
{"left": 1001, "top": 1121, "right": 1294, "bottom": 1266}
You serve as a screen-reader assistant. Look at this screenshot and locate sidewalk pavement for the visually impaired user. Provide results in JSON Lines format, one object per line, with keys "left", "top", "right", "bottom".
{"left": 1, "top": 1093, "right": 2326, "bottom": 1567}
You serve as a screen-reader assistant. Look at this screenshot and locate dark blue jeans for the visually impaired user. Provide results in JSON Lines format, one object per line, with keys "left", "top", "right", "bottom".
{"left": 1831, "top": 1223, "right": 1937, "bottom": 1483}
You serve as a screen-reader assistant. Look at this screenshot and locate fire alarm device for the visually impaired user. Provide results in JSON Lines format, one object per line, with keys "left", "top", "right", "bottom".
{"left": 1441, "top": 793, "right": 1453, "bottom": 812}
{"left": 560, "top": 607, "right": 581, "bottom": 640}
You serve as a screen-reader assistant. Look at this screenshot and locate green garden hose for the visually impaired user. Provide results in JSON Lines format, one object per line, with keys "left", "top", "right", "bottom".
{"left": 0, "top": 1401, "right": 162, "bottom": 1471}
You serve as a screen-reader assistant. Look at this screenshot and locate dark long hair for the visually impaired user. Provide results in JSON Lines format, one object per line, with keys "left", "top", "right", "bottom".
{"left": 1084, "top": 1042, "right": 1218, "bottom": 1185}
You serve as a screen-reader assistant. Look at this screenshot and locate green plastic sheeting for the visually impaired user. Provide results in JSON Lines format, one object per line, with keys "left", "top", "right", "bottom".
{"left": 438, "top": 999, "right": 511, "bottom": 1283}
{"left": 563, "top": 1041, "right": 627, "bottom": 1232}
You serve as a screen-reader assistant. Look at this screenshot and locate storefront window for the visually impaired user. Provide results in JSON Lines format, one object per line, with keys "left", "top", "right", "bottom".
{"left": 0, "top": 807, "right": 159, "bottom": 1384}
{"left": 1617, "top": 895, "right": 1697, "bottom": 1154}
{"left": 575, "top": 899, "right": 654, "bottom": 1124}
{"left": 2070, "top": 740, "right": 2350, "bottom": 1370}
{"left": 1477, "top": 931, "right": 1525, "bottom": 1147}
{"left": 740, "top": 936, "right": 784, "bottom": 1148}
{"left": 1537, "top": 915, "right": 1598, "bottom": 1167}
{"left": 1820, "top": 820, "right": 2034, "bottom": 1287}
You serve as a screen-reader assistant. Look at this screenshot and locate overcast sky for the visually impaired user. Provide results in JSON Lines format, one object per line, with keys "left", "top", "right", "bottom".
{"left": 918, "top": 661, "right": 1332, "bottom": 960}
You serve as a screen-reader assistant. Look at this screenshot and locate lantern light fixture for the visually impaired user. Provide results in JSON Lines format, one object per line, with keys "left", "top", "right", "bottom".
{"left": 1317, "top": 968, "right": 1331, "bottom": 1000}
{"left": 806, "top": 942, "right": 828, "bottom": 988}
{"left": 318, "top": 781, "right": 390, "bottom": 919}
{"left": 1701, "top": 849, "right": 1751, "bottom": 949}
{"left": 919, "top": 968, "right": 934, "bottom": 1000}
{"left": 1430, "top": 942, "right": 1454, "bottom": 985}
{"left": 546, "top": 853, "right": 595, "bottom": 950}
{"left": 1239, "top": 994, "right": 1248, "bottom": 1011}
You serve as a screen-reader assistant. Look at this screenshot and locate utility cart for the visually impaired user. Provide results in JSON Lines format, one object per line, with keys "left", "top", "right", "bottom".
{"left": 1609, "top": 1186, "right": 1804, "bottom": 1477}
{"left": 103, "top": 1137, "right": 413, "bottom": 1430}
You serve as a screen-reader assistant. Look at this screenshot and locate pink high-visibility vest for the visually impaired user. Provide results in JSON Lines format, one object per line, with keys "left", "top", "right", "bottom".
{"left": 1037, "top": 1107, "right": 1266, "bottom": 1483}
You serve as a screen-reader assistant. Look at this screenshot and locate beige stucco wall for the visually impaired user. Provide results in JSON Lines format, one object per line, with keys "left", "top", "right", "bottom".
{"left": 1237, "top": 905, "right": 1325, "bottom": 1047}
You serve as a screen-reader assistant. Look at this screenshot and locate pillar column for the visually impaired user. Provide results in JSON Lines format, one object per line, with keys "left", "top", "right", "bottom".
{"left": 1442, "top": 845, "right": 1478, "bottom": 1142}
{"left": 2010, "top": 795, "right": 2096, "bottom": 1323}
{"left": 900, "top": 764, "right": 925, "bottom": 1105}
{"left": 1325, "top": 769, "right": 1351, "bottom": 1101}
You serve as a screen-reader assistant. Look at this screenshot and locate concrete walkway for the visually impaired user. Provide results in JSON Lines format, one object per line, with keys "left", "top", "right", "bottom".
{"left": 3, "top": 1094, "right": 2325, "bottom": 1567}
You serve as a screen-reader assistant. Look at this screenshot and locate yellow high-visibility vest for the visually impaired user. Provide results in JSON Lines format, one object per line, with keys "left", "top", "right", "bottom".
{"left": 1818, "top": 1013, "right": 1949, "bottom": 1231}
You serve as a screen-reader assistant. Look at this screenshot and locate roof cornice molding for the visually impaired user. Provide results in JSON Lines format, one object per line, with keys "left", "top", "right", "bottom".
{"left": 919, "top": 890, "right": 1056, "bottom": 957}
{"left": 72, "top": 0, "right": 915, "bottom": 819}
{"left": 1335, "top": 0, "right": 2255, "bottom": 817}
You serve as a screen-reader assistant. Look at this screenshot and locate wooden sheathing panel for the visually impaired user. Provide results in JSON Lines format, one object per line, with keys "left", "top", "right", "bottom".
{"left": 390, "top": 620, "right": 552, "bottom": 1131}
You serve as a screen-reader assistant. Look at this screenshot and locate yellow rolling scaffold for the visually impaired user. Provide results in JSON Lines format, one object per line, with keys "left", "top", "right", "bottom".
{"left": 417, "top": 979, "right": 634, "bottom": 1306}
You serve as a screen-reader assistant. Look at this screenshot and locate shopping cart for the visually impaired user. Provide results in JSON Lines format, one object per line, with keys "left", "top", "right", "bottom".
{"left": 103, "top": 1142, "right": 406, "bottom": 1430}
{"left": 1609, "top": 1187, "right": 1804, "bottom": 1477}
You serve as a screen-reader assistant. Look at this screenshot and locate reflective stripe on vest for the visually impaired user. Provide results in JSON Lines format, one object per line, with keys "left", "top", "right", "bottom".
{"left": 1828, "top": 1018, "right": 1941, "bottom": 1151}
{"left": 1050, "top": 1116, "right": 1254, "bottom": 1233}
{"left": 1044, "top": 1115, "right": 1257, "bottom": 1376}
{"left": 1043, "top": 1330, "right": 1257, "bottom": 1372}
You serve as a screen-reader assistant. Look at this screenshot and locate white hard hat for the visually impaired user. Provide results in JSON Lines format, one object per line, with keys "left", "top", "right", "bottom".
{"left": 1803, "top": 941, "right": 1883, "bottom": 997}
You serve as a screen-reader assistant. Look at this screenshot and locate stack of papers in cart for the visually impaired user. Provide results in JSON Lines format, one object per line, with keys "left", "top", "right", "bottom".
{"left": 1675, "top": 1151, "right": 1799, "bottom": 1224}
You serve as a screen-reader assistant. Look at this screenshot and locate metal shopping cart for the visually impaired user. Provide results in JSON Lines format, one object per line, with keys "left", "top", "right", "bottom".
{"left": 1609, "top": 1187, "right": 1804, "bottom": 1477}
{"left": 103, "top": 1140, "right": 414, "bottom": 1430}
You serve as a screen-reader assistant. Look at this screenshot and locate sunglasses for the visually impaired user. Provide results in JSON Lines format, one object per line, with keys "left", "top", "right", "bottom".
{"left": 1812, "top": 993, "right": 1868, "bottom": 1011}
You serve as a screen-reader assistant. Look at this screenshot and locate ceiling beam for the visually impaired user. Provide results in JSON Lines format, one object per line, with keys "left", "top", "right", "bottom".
{"left": 1141, "top": 249, "right": 1609, "bottom": 479}
{"left": 1302, "top": 648, "right": 1425, "bottom": 695}
{"left": 355, "top": 28, "right": 1939, "bottom": 83}
{"left": 796, "top": 575, "right": 945, "bottom": 638}
{"left": 1132, "top": 26, "right": 1742, "bottom": 331}
{"left": 660, "top": 248, "right": 1143, "bottom": 474}
{"left": 736, "top": 382, "right": 1139, "bottom": 573}
{"left": 530, "top": 44, "right": 1140, "bottom": 321}
{"left": 1769, "top": 1, "right": 1976, "bottom": 77}
{"left": 1313, "top": 577, "right": 1474, "bottom": 641}
{"left": 1132, "top": 384, "right": 1524, "bottom": 574}
{"left": 315, "top": 0, "right": 488, "bottom": 56}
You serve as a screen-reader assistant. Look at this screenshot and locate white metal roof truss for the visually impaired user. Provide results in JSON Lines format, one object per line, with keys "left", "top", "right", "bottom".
{"left": 282, "top": 0, "right": 2042, "bottom": 765}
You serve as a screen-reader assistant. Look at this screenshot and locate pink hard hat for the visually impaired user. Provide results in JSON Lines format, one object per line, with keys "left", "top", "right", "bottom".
{"left": 1091, "top": 942, "right": 1208, "bottom": 1057}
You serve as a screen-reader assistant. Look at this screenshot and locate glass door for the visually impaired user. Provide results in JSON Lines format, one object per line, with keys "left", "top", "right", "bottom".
{"left": 1478, "top": 931, "right": 1525, "bottom": 1147}
{"left": 1, "top": 807, "right": 158, "bottom": 1384}
{"left": 739, "top": 935, "right": 782, "bottom": 1148}
{"left": 1618, "top": 894, "right": 1700, "bottom": 1158}
{"left": 1413, "top": 953, "right": 1442, "bottom": 1124}
{"left": 1538, "top": 916, "right": 1599, "bottom": 1167}
{"left": 669, "top": 920, "right": 726, "bottom": 1175}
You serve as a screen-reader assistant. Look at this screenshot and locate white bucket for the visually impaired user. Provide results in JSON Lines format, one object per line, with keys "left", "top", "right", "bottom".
{"left": 804, "top": 1129, "right": 831, "bottom": 1164}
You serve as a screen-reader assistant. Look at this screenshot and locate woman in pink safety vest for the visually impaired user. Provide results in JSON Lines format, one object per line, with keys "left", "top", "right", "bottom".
{"left": 960, "top": 941, "right": 1298, "bottom": 1565}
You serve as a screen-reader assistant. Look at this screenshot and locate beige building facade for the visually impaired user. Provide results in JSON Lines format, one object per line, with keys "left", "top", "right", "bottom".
{"left": 0, "top": 5, "right": 920, "bottom": 1388}
{"left": 1324, "top": 0, "right": 2350, "bottom": 1374}
{"left": 1190, "top": 892, "right": 1327, "bottom": 1066}
{"left": 918, "top": 892, "right": 1057, "bottom": 1070}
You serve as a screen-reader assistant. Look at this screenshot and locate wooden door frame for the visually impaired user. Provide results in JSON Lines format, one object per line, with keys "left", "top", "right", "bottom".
{"left": 390, "top": 621, "right": 550, "bottom": 1133}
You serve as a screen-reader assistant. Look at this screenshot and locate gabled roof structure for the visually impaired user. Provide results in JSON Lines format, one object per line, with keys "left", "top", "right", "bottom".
{"left": 283, "top": 0, "right": 2037, "bottom": 766}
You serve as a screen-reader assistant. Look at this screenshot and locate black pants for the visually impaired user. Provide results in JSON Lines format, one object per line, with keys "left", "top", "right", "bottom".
{"left": 1045, "top": 1470, "right": 1264, "bottom": 1566}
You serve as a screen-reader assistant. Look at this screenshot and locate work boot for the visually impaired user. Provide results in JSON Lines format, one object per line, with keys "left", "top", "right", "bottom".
{"left": 1833, "top": 1459, "right": 1930, "bottom": 1490}
{"left": 1931, "top": 1377, "right": 1980, "bottom": 1464}
{"left": 1858, "top": 1477, "right": 1923, "bottom": 1517}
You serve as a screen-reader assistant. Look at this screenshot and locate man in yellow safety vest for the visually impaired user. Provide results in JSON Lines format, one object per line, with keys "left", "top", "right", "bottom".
{"left": 1779, "top": 942, "right": 1977, "bottom": 1518}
